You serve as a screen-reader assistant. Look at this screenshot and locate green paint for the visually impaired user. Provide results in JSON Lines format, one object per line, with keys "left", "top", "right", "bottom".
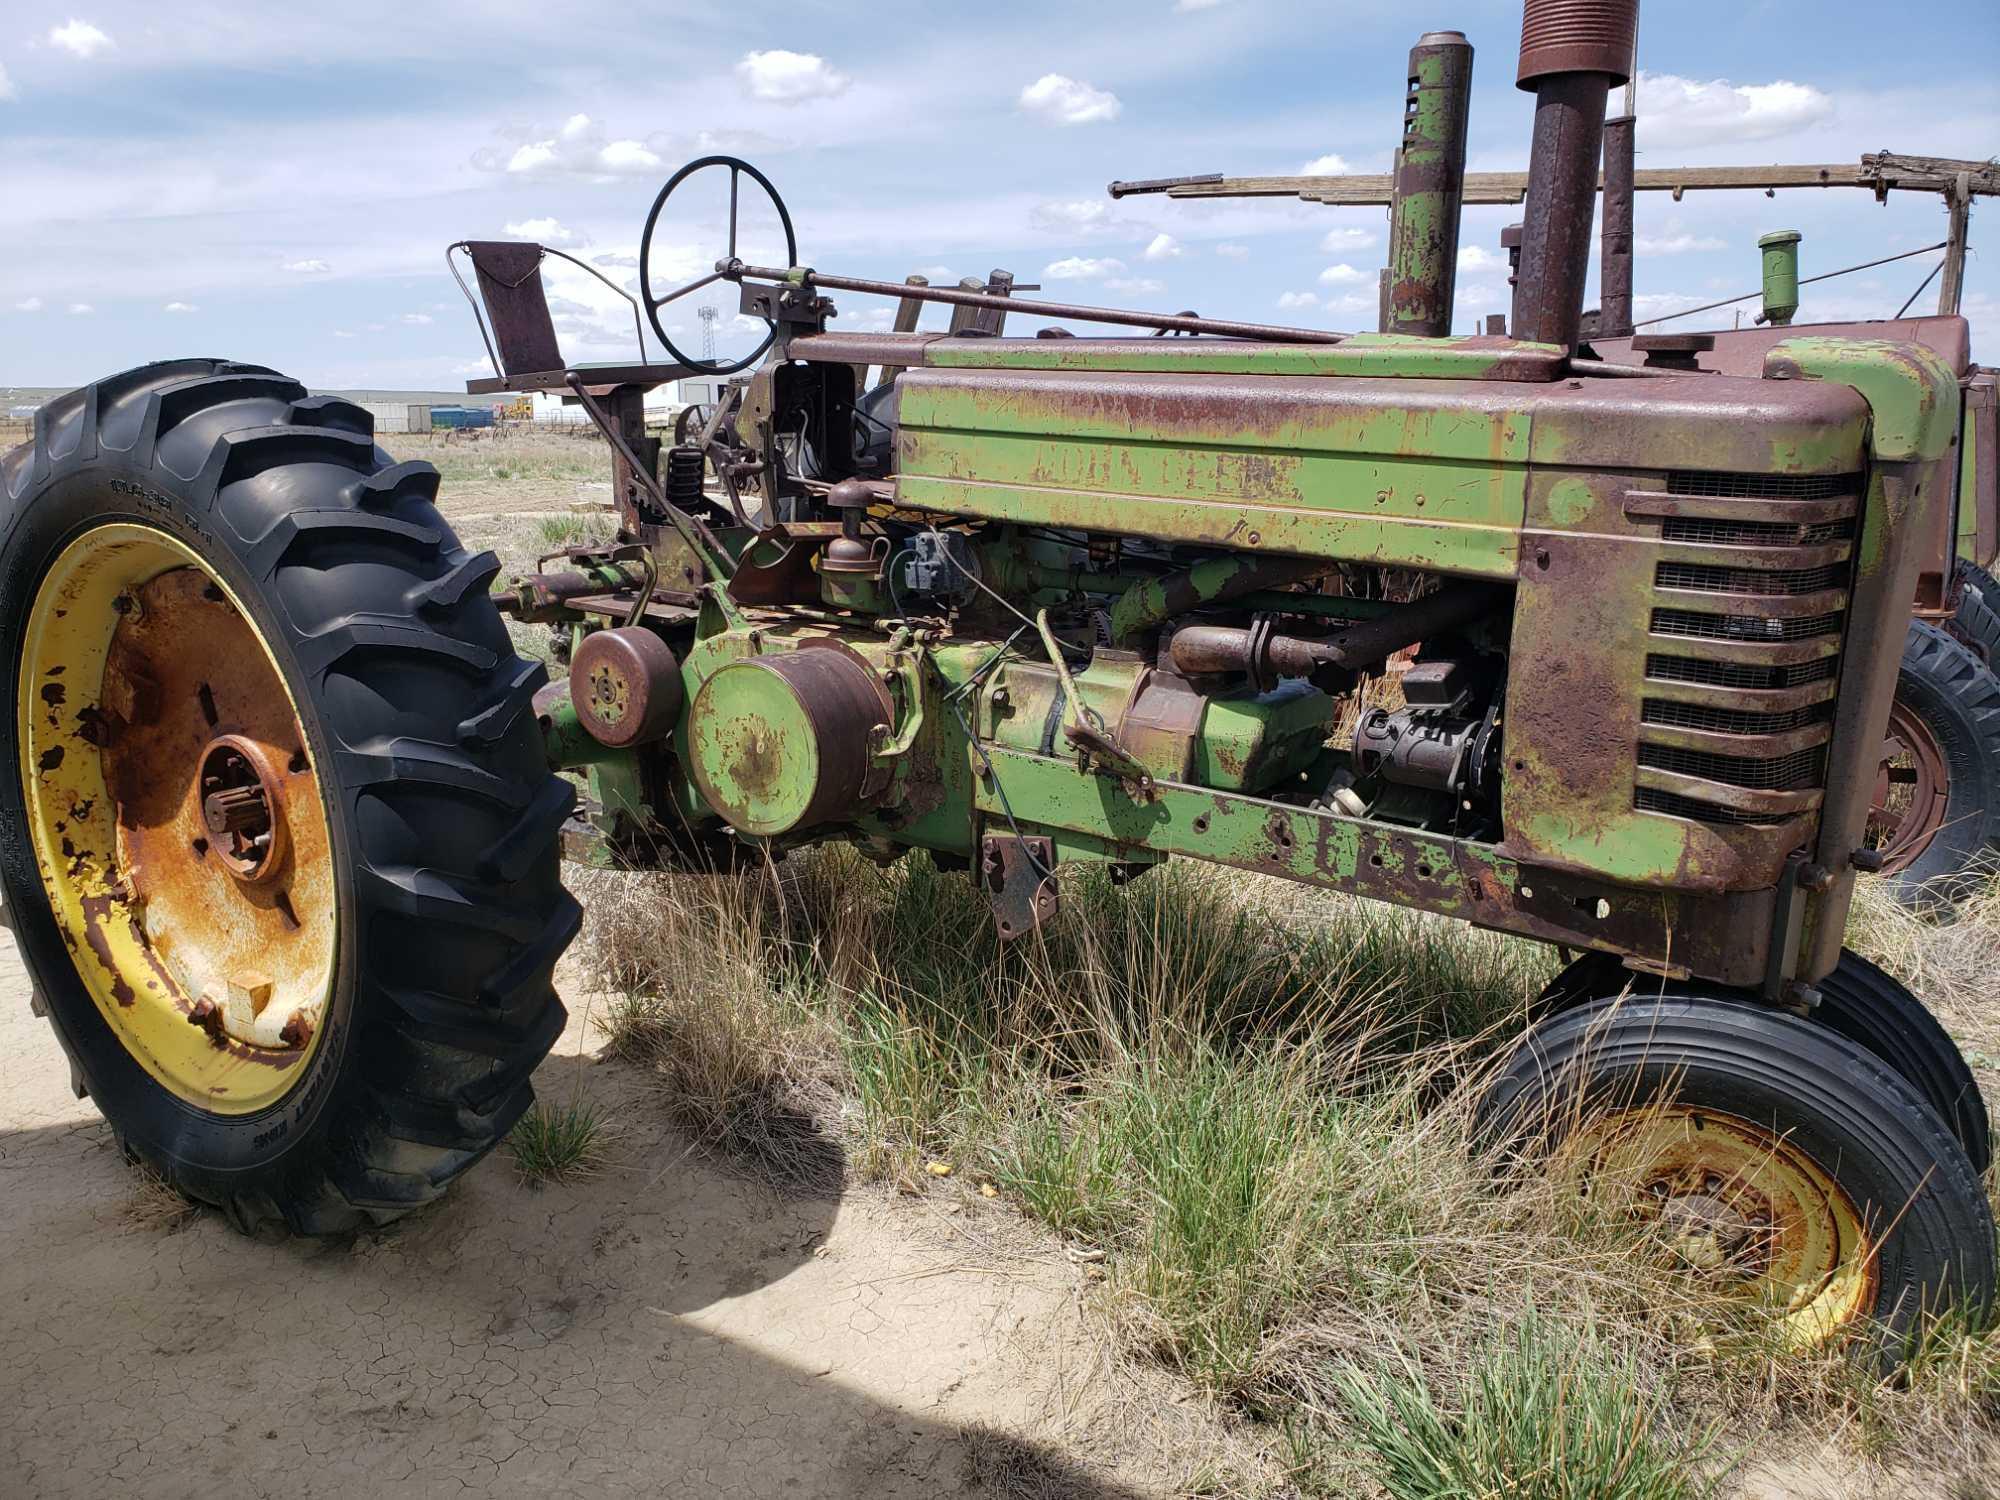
{"left": 1541, "top": 476, "right": 1599, "bottom": 528}
{"left": 1385, "top": 38, "right": 1472, "bottom": 337}
{"left": 1757, "top": 231, "right": 1802, "bottom": 327}
{"left": 895, "top": 376, "right": 1534, "bottom": 578}
{"left": 1764, "top": 337, "right": 1961, "bottom": 462}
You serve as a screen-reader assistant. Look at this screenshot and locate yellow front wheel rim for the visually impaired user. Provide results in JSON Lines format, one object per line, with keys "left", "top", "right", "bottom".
{"left": 18, "top": 524, "right": 336, "bottom": 1115}
{"left": 1560, "top": 1105, "right": 1877, "bottom": 1348}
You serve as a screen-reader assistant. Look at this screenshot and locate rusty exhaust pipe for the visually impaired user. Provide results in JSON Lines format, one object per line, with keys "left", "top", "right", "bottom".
{"left": 1509, "top": 0, "right": 1638, "bottom": 350}
{"left": 1386, "top": 30, "right": 1476, "bottom": 338}
{"left": 1598, "top": 111, "right": 1636, "bottom": 338}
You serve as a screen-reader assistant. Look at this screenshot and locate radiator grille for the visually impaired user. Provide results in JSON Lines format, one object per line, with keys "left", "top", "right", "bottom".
{"left": 1628, "top": 471, "right": 1860, "bottom": 829}
{"left": 1637, "top": 742, "right": 1826, "bottom": 791}
{"left": 1665, "top": 471, "right": 1853, "bottom": 501}
{"left": 1651, "top": 608, "right": 1844, "bottom": 642}
{"left": 1659, "top": 516, "right": 1855, "bottom": 548}
{"left": 1655, "top": 561, "right": 1849, "bottom": 596}
{"left": 1645, "top": 654, "right": 1840, "bottom": 691}
{"left": 1641, "top": 699, "right": 1830, "bottom": 735}
{"left": 1634, "top": 787, "right": 1791, "bottom": 826}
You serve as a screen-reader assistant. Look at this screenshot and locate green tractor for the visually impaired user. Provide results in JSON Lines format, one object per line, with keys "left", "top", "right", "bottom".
{"left": 2, "top": 0, "right": 1990, "bottom": 1357}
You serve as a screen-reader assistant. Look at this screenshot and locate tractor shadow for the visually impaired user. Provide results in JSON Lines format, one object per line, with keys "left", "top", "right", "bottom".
{"left": 0, "top": 1026, "right": 1149, "bottom": 1497}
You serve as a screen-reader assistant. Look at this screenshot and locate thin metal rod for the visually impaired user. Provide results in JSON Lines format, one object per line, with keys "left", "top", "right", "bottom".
{"left": 720, "top": 261, "right": 1347, "bottom": 343}
{"left": 1897, "top": 260, "right": 1945, "bottom": 319}
{"left": 565, "top": 375, "right": 735, "bottom": 580}
{"left": 1631, "top": 241, "right": 1947, "bottom": 328}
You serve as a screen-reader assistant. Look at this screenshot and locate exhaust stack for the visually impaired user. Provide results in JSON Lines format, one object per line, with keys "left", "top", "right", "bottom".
{"left": 1509, "top": 0, "right": 1639, "bottom": 349}
{"left": 1598, "top": 112, "right": 1636, "bottom": 338}
{"left": 1385, "top": 30, "right": 1476, "bottom": 338}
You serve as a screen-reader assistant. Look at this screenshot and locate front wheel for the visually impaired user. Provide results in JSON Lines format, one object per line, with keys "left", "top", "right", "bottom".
{"left": 1482, "top": 995, "right": 1995, "bottom": 1356}
{"left": 1867, "top": 620, "right": 2000, "bottom": 904}
{"left": 0, "top": 359, "right": 579, "bottom": 1233}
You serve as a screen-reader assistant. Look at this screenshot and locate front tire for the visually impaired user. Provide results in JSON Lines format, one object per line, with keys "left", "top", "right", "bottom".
{"left": 0, "top": 359, "right": 579, "bottom": 1234}
{"left": 1534, "top": 948, "right": 1991, "bottom": 1173}
{"left": 1483, "top": 995, "right": 1995, "bottom": 1356}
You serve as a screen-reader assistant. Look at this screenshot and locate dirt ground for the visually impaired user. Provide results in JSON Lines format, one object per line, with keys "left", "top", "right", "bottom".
{"left": 0, "top": 929, "right": 1198, "bottom": 1498}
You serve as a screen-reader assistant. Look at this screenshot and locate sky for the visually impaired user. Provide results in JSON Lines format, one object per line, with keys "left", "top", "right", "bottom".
{"left": 2, "top": 1, "right": 1996, "bottom": 392}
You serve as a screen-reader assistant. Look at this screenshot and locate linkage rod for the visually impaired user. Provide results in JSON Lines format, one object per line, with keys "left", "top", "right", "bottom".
{"left": 719, "top": 260, "right": 1347, "bottom": 344}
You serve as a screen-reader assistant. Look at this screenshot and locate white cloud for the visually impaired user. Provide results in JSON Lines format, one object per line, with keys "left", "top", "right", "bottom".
{"left": 15, "top": 297, "right": 43, "bottom": 312}
{"left": 504, "top": 216, "right": 575, "bottom": 243}
{"left": 1458, "top": 245, "right": 1501, "bottom": 271}
{"left": 735, "top": 50, "right": 850, "bottom": 105}
{"left": 1320, "top": 226, "right": 1377, "bottom": 252}
{"left": 496, "top": 114, "right": 662, "bottom": 179}
{"left": 1635, "top": 231, "right": 1728, "bottom": 255}
{"left": 398, "top": 313, "right": 434, "bottom": 325}
{"left": 1104, "top": 276, "right": 1166, "bottom": 295}
{"left": 48, "top": 20, "right": 113, "bottom": 59}
{"left": 1033, "top": 199, "right": 1111, "bottom": 233}
{"left": 67, "top": 303, "right": 93, "bottom": 315}
{"left": 282, "top": 258, "right": 331, "bottom": 274}
{"left": 162, "top": 301, "right": 196, "bottom": 313}
{"left": 1318, "top": 263, "right": 1368, "bottom": 286}
{"left": 1300, "top": 153, "right": 1351, "bottom": 175}
{"left": 1045, "top": 256, "right": 1127, "bottom": 281}
{"left": 1636, "top": 71, "right": 1834, "bottom": 148}
{"left": 332, "top": 330, "right": 356, "bottom": 339}
{"left": 1142, "top": 233, "right": 1182, "bottom": 262}
{"left": 592, "top": 251, "right": 639, "bottom": 269}
{"left": 0, "top": 62, "right": 16, "bottom": 101}
{"left": 1215, "top": 243, "right": 1250, "bottom": 261}
{"left": 1277, "top": 291, "right": 1319, "bottom": 310}
{"left": 1019, "top": 74, "right": 1122, "bottom": 126}
{"left": 1175, "top": 0, "right": 1232, "bottom": 8}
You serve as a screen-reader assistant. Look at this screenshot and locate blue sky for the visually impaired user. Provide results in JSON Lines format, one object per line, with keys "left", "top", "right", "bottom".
{"left": 3, "top": 1, "right": 1995, "bottom": 391}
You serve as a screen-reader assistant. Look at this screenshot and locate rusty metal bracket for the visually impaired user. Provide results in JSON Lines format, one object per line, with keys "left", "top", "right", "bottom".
{"left": 564, "top": 374, "right": 735, "bottom": 582}
{"left": 981, "top": 834, "right": 1059, "bottom": 943}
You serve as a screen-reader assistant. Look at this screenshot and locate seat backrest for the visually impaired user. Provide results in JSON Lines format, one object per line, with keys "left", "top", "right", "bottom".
{"left": 463, "top": 241, "right": 565, "bottom": 378}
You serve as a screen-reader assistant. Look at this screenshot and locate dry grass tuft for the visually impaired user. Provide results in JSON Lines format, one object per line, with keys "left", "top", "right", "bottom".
{"left": 115, "top": 1168, "right": 200, "bottom": 1235}
{"left": 507, "top": 1098, "right": 614, "bottom": 1186}
{"left": 570, "top": 846, "right": 2000, "bottom": 1492}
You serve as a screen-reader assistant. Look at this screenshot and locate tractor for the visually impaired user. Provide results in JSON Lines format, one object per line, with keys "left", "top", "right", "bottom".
{"left": 1, "top": 0, "right": 1990, "bottom": 1357}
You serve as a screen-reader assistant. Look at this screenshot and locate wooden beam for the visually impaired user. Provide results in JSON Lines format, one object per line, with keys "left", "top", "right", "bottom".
{"left": 1113, "top": 153, "right": 1999, "bottom": 209}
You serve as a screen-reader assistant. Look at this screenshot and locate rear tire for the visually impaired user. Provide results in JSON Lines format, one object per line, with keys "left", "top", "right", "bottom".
{"left": 1483, "top": 995, "right": 1996, "bottom": 1356}
{"left": 1949, "top": 559, "right": 2000, "bottom": 668}
{"left": 1872, "top": 620, "right": 2000, "bottom": 904}
{"left": 0, "top": 359, "right": 578, "bottom": 1234}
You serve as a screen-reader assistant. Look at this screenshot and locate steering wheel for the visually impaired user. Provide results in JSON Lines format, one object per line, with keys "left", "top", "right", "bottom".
{"left": 639, "top": 156, "right": 798, "bottom": 376}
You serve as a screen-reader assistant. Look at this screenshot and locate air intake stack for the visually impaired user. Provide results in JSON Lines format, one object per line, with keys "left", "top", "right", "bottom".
{"left": 1510, "top": 0, "right": 1639, "bottom": 350}
{"left": 1385, "top": 30, "right": 1476, "bottom": 338}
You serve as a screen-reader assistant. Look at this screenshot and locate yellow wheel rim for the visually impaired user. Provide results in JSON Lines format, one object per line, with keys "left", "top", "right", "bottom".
{"left": 17, "top": 524, "right": 336, "bottom": 1115}
{"left": 1560, "top": 1106, "right": 1877, "bottom": 1348}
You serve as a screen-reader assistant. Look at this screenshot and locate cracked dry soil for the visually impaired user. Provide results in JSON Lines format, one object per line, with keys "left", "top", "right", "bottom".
{"left": 0, "top": 930, "right": 1174, "bottom": 1499}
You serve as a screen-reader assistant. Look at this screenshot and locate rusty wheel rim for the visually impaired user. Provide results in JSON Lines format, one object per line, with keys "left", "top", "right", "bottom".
{"left": 1865, "top": 697, "right": 1950, "bottom": 876}
{"left": 1559, "top": 1106, "right": 1876, "bottom": 1349}
{"left": 17, "top": 525, "right": 335, "bottom": 1115}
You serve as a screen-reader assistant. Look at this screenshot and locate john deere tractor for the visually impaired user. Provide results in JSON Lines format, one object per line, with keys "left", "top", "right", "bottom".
{"left": 2, "top": 0, "right": 1990, "bottom": 1356}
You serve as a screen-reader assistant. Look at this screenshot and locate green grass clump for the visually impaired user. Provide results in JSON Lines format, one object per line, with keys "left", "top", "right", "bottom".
{"left": 533, "top": 512, "right": 611, "bottom": 548}
{"left": 1330, "top": 1315, "right": 1714, "bottom": 1500}
{"left": 507, "top": 1099, "right": 611, "bottom": 1185}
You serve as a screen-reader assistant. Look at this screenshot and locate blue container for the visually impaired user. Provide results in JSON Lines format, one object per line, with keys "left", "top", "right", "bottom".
{"left": 431, "top": 405, "right": 496, "bottom": 430}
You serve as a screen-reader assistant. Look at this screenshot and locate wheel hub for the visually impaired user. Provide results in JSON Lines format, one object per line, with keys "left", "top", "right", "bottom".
{"left": 1560, "top": 1106, "right": 1875, "bottom": 1348}
{"left": 197, "top": 736, "right": 286, "bottom": 881}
